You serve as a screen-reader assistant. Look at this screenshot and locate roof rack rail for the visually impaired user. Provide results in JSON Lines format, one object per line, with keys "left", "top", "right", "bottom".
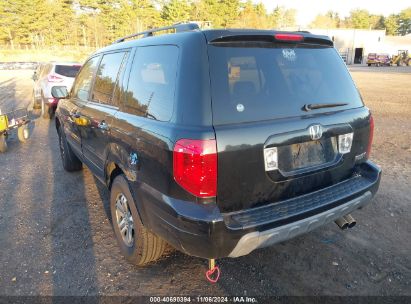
{"left": 113, "top": 22, "right": 200, "bottom": 44}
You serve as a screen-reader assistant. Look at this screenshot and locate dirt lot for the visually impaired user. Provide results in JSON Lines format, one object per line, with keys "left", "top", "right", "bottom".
{"left": 0, "top": 66, "right": 410, "bottom": 297}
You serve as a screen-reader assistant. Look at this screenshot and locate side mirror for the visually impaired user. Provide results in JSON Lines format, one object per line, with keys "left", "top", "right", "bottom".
{"left": 51, "top": 86, "right": 69, "bottom": 99}
{"left": 32, "top": 72, "right": 38, "bottom": 81}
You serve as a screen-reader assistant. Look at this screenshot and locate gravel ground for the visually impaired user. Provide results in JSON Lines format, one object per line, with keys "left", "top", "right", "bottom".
{"left": 0, "top": 67, "right": 410, "bottom": 297}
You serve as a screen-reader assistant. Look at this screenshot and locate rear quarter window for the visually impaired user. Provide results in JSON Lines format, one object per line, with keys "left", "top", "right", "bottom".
{"left": 208, "top": 45, "right": 363, "bottom": 125}
{"left": 124, "top": 45, "right": 179, "bottom": 122}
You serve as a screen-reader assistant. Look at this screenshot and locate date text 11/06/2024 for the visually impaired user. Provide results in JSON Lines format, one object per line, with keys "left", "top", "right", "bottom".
{"left": 149, "top": 296, "right": 258, "bottom": 303}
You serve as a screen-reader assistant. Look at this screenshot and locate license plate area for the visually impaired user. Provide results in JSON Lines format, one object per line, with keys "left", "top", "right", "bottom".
{"left": 278, "top": 137, "right": 338, "bottom": 173}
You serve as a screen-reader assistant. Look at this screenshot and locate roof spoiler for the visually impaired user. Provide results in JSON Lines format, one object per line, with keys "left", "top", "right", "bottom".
{"left": 208, "top": 32, "right": 333, "bottom": 47}
{"left": 113, "top": 22, "right": 199, "bottom": 44}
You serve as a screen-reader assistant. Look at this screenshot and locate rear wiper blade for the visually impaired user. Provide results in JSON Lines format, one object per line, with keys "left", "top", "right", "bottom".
{"left": 303, "top": 103, "right": 348, "bottom": 111}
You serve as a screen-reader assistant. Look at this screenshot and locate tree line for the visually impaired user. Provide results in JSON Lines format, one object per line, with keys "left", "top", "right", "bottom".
{"left": 310, "top": 8, "right": 411, "bottom": 35}
{"left": 0, "top": 0, "right": 297, "bottom": 48}
{"left": 0, "top": 0, "right": 410, "bottom": 49}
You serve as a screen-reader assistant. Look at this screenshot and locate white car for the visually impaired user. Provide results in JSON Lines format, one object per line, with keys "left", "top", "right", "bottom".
{"left": 32, "top": 62, "right": 81, "bottom": 118}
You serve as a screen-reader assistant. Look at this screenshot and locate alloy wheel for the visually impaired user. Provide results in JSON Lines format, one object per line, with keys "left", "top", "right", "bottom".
{"left": 115, "top": 193, "right": 134, "bottom": 247}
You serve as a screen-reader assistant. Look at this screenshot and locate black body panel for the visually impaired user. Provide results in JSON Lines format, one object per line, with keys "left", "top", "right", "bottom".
{"left": 215, "top": 107, "right": 372, "bottom": 212}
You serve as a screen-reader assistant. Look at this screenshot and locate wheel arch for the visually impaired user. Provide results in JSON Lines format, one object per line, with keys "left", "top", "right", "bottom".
{"left": 106, "top": 161, "right": 123, "bottom": 190}
{"left": 105, "top": 144, "right": 148, "bottom": 226}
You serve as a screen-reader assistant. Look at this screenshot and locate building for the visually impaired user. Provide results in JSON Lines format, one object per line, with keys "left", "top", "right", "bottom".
{"left": 280, "top": 27, "right": 411, "bottom": 64}
{"left": 308, "top": 29, "right": 386, "bottom": 65}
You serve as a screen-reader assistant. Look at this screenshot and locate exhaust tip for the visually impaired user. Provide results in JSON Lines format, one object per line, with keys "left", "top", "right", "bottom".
{"left": 335, "top": 217, "right": 349, "bottom": 230}
{"left": 343, "top": 214, "right": 356, "bottom": 228}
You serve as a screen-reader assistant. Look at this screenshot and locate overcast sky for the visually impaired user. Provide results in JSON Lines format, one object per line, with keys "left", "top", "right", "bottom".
{"left": 255, "top": 0, "right": 410, "bottom": 26}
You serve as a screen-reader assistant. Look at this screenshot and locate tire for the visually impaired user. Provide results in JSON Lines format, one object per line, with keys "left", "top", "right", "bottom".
{"left": 110, "top": 174, "right": 166, "bottom": 266}
{"left": 17, "top": 125, "right": 30, "bottom": 143}
{"left": 0, "top": 134, "right": 7, "bottom": 153}
{"left": 58, "top": 129, "right": 82, "bottom": 171}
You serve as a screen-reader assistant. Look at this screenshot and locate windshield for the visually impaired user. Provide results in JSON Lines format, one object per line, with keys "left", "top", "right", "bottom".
{"left": 55, "top": 65, "right": 81, "bottom": 78}
{"left": 208, "top": 45, "right": 363, "bottom": 125}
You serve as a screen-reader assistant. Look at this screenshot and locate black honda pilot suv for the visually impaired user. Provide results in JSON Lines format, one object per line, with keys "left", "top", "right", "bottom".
{"left": 54, "top": 23, "right": 381, "bottom": 265}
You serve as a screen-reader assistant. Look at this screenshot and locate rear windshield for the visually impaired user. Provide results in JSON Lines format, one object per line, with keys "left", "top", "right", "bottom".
{"left": 208, "top": 45, "right": 363, "bottom": 125}
{"left": 55, "top": 65, "right": 81, "bottom": 78}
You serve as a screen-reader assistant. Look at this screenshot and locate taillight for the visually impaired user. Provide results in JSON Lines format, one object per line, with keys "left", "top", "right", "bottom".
{"left": 173, "top": 139, "right": 217, "bottom": 198}
{"left": 47, "top": 74, "right": 63, "bottom": 83}
{"left": 274, "top": 33, "right": 303, "bottom": 42}
{"left": 366, "top": 114, "right": 374, "bottom": 158}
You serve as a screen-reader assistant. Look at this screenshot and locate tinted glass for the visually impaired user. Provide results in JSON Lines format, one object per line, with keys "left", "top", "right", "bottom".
{"left": 72, "top": 56, "right": 100, "bottom": 102}
{"left": 112, "top": 52, "right": 129, "bottom": 106}
{"left": 208, "top": 45, "right": 363, "bottom": 125}
{"left": 125, "top": 45, "right": 179, "bottom": 121}
{"left": 92, "top": 52, "right": 126, "bottom": 105}
{"left": 55, "top": 65, "right": 81, "bottom": 77}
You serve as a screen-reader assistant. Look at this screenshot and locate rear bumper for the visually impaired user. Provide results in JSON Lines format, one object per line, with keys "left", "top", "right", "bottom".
{"left": 229, "top": 190, "right": 372, "bottom": 257}
{"left": 137, "top": 161, "right": 381, "bottom": 259}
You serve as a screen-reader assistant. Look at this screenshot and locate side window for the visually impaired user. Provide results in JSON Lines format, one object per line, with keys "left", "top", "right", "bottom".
{"left": 72, "top": 56, "right": 100, "bottom": 102}
{"left": 124, "top": 45, "right": 179, "bottom": 121}
{"left": 92, "top": 52, "right": 127, "bottom": 105}
{"left": 112, "top": 52, "right": 129, "bottom": 107}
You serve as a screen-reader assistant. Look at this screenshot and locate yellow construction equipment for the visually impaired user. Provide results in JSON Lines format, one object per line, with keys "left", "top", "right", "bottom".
{"left": 391, "top": 50, "right": 411, "bottom": 66}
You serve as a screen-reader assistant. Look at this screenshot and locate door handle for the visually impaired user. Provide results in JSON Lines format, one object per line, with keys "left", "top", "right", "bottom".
{"left": 98, "top": 120, "right": 109, "bottom": 131}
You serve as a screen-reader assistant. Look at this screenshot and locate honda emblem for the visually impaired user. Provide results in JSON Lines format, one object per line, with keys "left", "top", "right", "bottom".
{"left": 309, "top": 125, "right": 323, "bottom": 140}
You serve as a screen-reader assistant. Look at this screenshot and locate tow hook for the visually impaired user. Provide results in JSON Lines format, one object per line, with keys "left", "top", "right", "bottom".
{"left": 205, "top": 259, "right": 220, "bottom": 283}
